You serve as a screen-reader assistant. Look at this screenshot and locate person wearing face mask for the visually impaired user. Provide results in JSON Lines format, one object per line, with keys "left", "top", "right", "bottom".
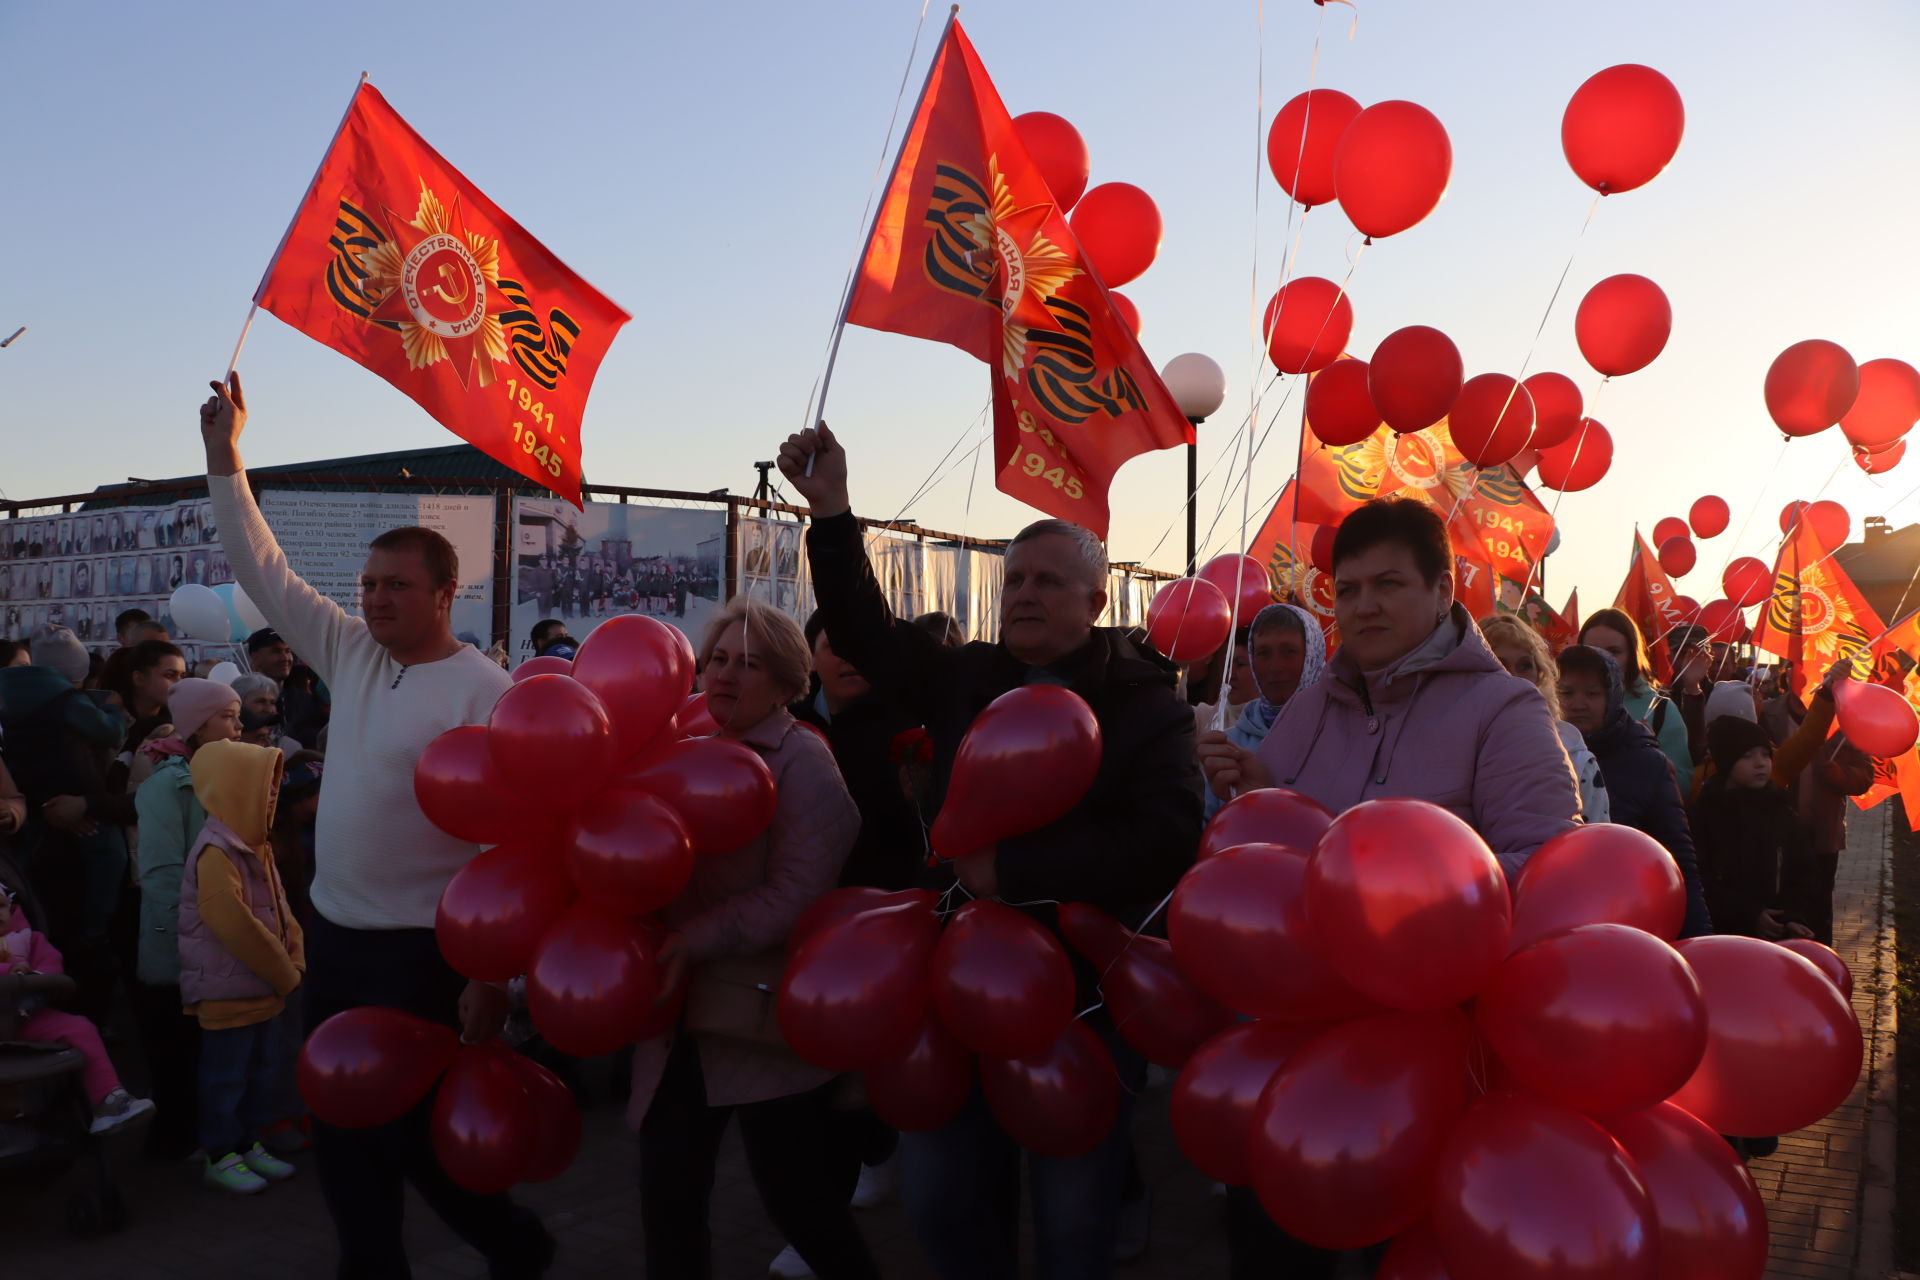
{"left": 1203, "top": 604, "right": 1327, "bottom": 818}
{"left": 632, "top": 597, "right": 877, "bottom": 1280}
{"left": 777, "top": 423, "right": 1201, "bottom": 1280}
{"left": 1480, "top": 614, "right": 1609, "bottom": 824}
{"left": 1554, "top": 645, "right": 1713, "bottom": 937}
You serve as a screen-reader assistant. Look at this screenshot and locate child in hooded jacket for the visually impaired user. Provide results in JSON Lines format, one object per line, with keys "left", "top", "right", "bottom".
{"left": 180, "top": 740, "right": 306, "bottom": 1195}
{"left": 1689, "top": 715, "right": 1819, "bottom": 941}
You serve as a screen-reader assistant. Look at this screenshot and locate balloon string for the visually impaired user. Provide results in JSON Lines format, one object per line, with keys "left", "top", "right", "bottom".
{"left": 1517, "top": 379, "right": 1608, "bottom": 600}
{"left": 1702, "top": 436, "right": 1794, "bottom": 595}
{"left": 886, "top": 399, "right": 992, "bottom": 526}
{"left": 1140, "top": 389, "right": 1271, "bottom": 569}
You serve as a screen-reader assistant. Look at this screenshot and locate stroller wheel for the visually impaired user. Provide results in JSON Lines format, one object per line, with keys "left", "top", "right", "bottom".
{"left": 65, "top": 1190, "right": 102, "bottom": 1239}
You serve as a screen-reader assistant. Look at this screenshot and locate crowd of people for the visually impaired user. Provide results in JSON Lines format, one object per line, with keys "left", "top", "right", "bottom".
{"left": 0, "top": 384, "right": 1879, "bottom": 1279}
{"left": 518, "top": 549, "right": 715, "bottom": 623}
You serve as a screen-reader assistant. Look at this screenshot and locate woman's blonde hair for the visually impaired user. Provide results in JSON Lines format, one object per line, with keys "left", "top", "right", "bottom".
{"left": 697, "top": 598, "right": 812, "bottom": 705}
{"left": 1479, "top": 614, "right": 1560, "bottom": 718}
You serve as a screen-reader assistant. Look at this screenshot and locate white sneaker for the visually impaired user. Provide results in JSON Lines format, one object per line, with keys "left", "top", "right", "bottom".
{"left": 241, "top": 1142, "right": 297, "bottom": 1182}
{"left": 203, "top": 1152, "right": 268, "bottom": 1196}
{"left": 88, "top": 1089, "right": 155, "bottom": 1135}
{"left": 769, "top": 1244, "right": 815, "bottom": 1278}
{"left": 850, "top": 1152, "right": 898, "bottom": 1210}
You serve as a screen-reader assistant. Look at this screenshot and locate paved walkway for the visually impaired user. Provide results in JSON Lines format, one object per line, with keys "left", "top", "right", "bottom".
{"left": 8, "top": 805, "right": 1902, "bottom": 1278}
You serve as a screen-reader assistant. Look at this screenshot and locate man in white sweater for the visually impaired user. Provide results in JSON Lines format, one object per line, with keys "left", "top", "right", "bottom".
{"left": 200, "top": 373, "right": 554, "bottom": 1278}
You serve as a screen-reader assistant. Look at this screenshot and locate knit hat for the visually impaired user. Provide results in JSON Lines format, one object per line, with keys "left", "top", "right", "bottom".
{"left": 166, "top": 677, "right": 241, "bottom": 744}
{"left": 1704, "top": 680, "right": 1759, "bottom": 726}
{"left": 1708, "top": 714, "right": 1773, "bottom": 776}
{"left": 28, "top": 625, "right": 88, "bottom": 685}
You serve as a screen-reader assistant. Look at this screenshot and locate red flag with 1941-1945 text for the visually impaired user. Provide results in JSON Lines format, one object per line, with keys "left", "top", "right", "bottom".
{"left": 846, "top": 21, "right": 1191, "bottom": 538}
{"left": 254, "top": 82, "right": 629, "bottom": 507}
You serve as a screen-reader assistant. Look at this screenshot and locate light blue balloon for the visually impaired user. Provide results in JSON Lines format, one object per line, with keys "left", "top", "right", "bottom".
{"left": 210, "top": 582, "right": 249, "bottom": 643}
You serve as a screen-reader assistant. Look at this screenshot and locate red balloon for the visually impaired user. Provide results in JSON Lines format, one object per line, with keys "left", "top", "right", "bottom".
{"left": 777, "top": 897, "right": 940, "bottom": 1070}
{"left": 1510, "top": 823, "right": 1686, "bottom": 950}
{"left": 979, "top": 1018, "right": 1119, "bottom": 1159}
{"left": 511, "top": 655, "right": 572, "bottom": 682}
{"left": 1561, "top": 64, "right": 1685, "bottom": 194}
{"left": 1170, "top": 843, "right": 1377, "bottom": 1021}
{"left": 1145, "top": 576, "right": 1232, "bottom": 663}
{"left": 1834, "top": 678, "right": 1920, "bottom": 757}
{"left": 1841, "top": 357, "right": 1920, "bottom": 449}
{"left": 525, "top": 904, "right": 661, "bottom": 1058}
{"left": 432, "top": 1042, "right": 535, "bottom": 1195}
{"left": 1689, "top": 495, "right": 1731, "bottom": 538}
{"left": 564, "top": 786, "right": 695, "bottom": 914}
{"left": 1432, "top": 1091, "right": 1657, "bottom": 1280}
{"left": 1309, "top": 525, "right": 1339, "bottom": 575}
{"left": 1668, "top": 935, "right": 1863, "bottom": 1136}
{"left": 1197, "top": 553, "right": 1274, "bottom": 625}
{"left": 298, "top": 1007, "right": 457, "bottom": 1129}
{"left": 1305, "top": 358, "right": 1383, "bottom": 447}
{"left": 1378, "top": 1222, "right": 1455, "bottom": 1280}
{"left": 677, "top": 691, "right": 720, "bottom": 738}
{"left": 572, "top": 614, "right": 693, "bottom": 757}
{"left": 1657, "top": 537, "right": 1696, "bottom": 579}
{"left": 436, "top": 838, "right": 575, "bottom": 982}
{"left": 1107, "top": 290, "right": 1140, "bottom": 338}
{"left": 487, "top": 675, "right": 618, "bottom": 806}
{"left": 1778, "top": 938, "right": 1853, "bottom": 1000}
{"left": 1697, "top": 599, "right": 1748, "bottom": 643}
{"left": 1170, "top": 1020, "right": 1324, "bottom": 1185}
{"left": 1306, "top": 799, "right": 1511, "bottom": 1011}
{"left": 1012, "top": 111, "right": 1089, "bottom": 211}
{"left": 1520, "top": 372, "right": 1584, "bottom": 450}
{"left": 1602, "top": 1102, "right": 1769, "bottom": 1280}
{"left": 1447, "top": 374, "right": 1536, "bottom": 467}
{"left": 1475, "top": 923, "right": 1707, "bottom": 1115}
{"left": 1056, "top": 903, "right": 1233, "bottom": 1067}
{"left": 1263, "top": 277, "right": 1354, "bottom": 375}
{"left": 1856, "top": 439, "right": 1907, "bottom": 474}
{"left": 1069, "top": 183, "right": 1161, "bottom": 287}
{"left": 623, "top": 736, "right": 777, "bottom": 856}
{"left": 928, "top": 684, "right": 1102, "bottom": 859}
{"left": 1651, "top": 516, "right": 1690, "bottom": 549}
{"left": 1575, "top": 274, "right": 1671, "bottom": 377}
{"left": 1720, "top": 557, "right": 1772, "bottom": 608}
{"left": 1266, "top": 88, "right": 1364, "bottom": 207}
{"left": 864, "top": 1009, "right": 974, "bottom": 1133}
{"left": 1778, "top": 499, "right": 1808, "bottom": 535}
{"left": 1197, "top": 787, "right": 1335, "bottom": 860}
{"left": 1805, "top": 498, "right": 1851, "bottom": 548}
{"left": 1767, "top": 339, "right": 1860, "bottom": 437}
{"left": 1369, "top": 326, "right": 1462, "bottom": 435}
{"left": 1672, "top": 595, "right": 1703, "bottom": 626}
{"left": 786, "top": 886, "right": 938, "bottom": 958}
{"left": 415, "top": 725, "right": 561, "bottom": 845}
{"left": 1534, "top": 418, "right": 1612, "bottom": 491}
{"left": 1251, "top": 1009, "right": 1475, "bottom": 1249}
{"left": 1333, "top": 101, "right": 1453, "bottom": 239}
{"left": 499, "top": 1050, "right": 581, "bottom": 1183}
{"left": 932, "top": 900, "right": 1076, "bottom": 1059}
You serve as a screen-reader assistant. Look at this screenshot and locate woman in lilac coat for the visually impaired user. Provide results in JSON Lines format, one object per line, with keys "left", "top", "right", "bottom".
{"left": 631, "top": 597, "right": 878, "bottom": 1280}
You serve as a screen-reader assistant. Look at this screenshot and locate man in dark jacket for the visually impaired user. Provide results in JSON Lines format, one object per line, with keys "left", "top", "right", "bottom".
{"left": 778, "top": 423, "right": 1202, "bottom": 1280}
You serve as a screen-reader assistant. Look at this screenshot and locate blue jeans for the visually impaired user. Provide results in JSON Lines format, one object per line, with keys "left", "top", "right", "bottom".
{"left": 198, "top": 1008, "right": 296, "bottom": 1157}
{"left": 898, "top": 1019, "right": 1145, "bottom": 1280}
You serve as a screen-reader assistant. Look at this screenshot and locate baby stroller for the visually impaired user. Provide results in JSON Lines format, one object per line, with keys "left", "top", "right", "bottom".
{"left": 0, "top": 856, "right": 130, "bottom": 1237}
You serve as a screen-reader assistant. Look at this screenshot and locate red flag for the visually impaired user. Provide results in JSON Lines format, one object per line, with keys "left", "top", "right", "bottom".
{"left": 1551, "top": 588, "right": 1581, "bottom": 653}
{"left": 845, "top": 22, "right": 1190, "bottom": 538}
{"left": 1294, "top": 414, "right": 1554, "bottom": 584}
{"left": 1612, "top": 531, "right": 1689, "bottom": 683}
{"left": 255, "top": 83, "right": 629, "bottom": 506}
{"left": 1752, "top": 522, "right": 1884, "bottom": 701}
{"left": 1247, "top": 482, "right": 1340, "bottom": 649}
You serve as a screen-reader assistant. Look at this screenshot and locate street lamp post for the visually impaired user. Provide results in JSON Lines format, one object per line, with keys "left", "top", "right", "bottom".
{"left": 1160, "top": 353, "right": 1227, "bottom": 575}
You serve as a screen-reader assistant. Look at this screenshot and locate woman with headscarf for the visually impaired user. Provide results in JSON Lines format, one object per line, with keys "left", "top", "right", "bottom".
{"left": 1555, "top": 644, "right": 1713, "bottom": 936}
{"left": 1204, "top": 604, "right": 1326, "bottom": 816}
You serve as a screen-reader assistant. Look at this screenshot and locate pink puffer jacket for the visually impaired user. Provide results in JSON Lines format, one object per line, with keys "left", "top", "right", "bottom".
{"left": 1254, "top": 605, "right": 1580, "bottom": 880}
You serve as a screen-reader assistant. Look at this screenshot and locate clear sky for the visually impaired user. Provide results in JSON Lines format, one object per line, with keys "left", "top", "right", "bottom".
{"left": 3, "top": 0, "right": 1916, "bottom": 614}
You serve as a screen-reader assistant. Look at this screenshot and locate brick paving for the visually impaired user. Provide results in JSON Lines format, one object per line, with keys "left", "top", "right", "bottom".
{"left": 6, "top": 805, "right": 1900, "bottom": 1278}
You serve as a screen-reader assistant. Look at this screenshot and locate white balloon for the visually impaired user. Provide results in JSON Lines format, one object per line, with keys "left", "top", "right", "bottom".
{"left": 207, "top": 661, "right": 243, "bottom": 686}
{"left": 168, "top": 583, "right": 230, "bottom": 641}
{"left": 1160, "top": 352, "right": 1228, "bottom": 422}
{"left": 231, "top": 583, "right": 269, "bottom": 634}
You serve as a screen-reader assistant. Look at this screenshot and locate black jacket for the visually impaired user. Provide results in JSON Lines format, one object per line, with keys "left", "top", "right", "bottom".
{"left": 791, "top": 686, "right": 928, "bottom": 892}
{"left": 805, "top": 512, "right": 1203, "bottom": 923}
{"left": 1689, "top": 775, "right": 1818, "bottom": 937}
{"left": 1585, "top": 707, "right": 1714, "bottom": 937}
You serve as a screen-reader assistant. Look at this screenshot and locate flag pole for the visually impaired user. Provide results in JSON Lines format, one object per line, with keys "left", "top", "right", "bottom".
{"left": 227, "top": 71, "right": 369, "bottom": 377}
{"left": 805, "top": 5, "right": 957, "bottom": 476}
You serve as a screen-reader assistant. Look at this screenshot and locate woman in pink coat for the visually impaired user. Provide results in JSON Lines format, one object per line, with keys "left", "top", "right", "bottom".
{"left": 630, "top": 597, "right": 878, "bottom": 1280}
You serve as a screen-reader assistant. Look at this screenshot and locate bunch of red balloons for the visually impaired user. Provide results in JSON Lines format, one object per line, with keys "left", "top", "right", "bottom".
{"left": 1161, "top": 795, "right": 1862, "bottom": 1278}
{"left": 1012, "top": 111, "right": 1162, "bottom": 329}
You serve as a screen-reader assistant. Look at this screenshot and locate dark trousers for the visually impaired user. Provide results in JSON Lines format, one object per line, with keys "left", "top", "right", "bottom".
{"left": 302, "top": 913, "right": 551, "bottom": 1280}
{"left": 198, "top": 1009, "right": 293, "bottom": 1156}
{"left": 132, "top": 980, "right": 200, "bottom": 1159}
{"left": 1811, "top": 850, "right": 1840, "bottom": 944}
{"left": 638, "top": 1036, "right": 878, "bottom": 1280}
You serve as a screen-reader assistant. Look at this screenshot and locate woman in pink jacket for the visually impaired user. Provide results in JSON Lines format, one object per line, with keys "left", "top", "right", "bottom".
{"left": 630, "top": 598, "right": 878, "bottom": 1280}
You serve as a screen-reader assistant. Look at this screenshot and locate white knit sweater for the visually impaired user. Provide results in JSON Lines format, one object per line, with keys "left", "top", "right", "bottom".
{"left": 209, "top": 472, "right": 510, "bottom": 930}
